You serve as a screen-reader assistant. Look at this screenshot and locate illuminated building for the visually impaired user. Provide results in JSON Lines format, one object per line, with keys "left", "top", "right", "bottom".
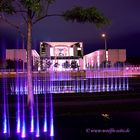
{"left": 6, "top": 49, "right": 40, "bottom": 70}
{"left": 84, "top": 49, "right": 126, "bottom": 69}
{"left": 40, "top": 42, "right": 83, "bottom": 71}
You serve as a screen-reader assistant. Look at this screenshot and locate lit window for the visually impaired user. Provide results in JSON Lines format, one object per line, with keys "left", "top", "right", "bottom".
{"left": 70, "top": 48, "right": 73, "bottom": 56}
{"left": 97, "top": 51, "right": 100, "bottom": 67}
{"left": 50, "top": 48, "right": 53, "bottom": 56}
{"left": 106, "top": 51, "right": 108, "bottom": 61}
{"left": 77, "top": 47, "right": 81, "bottom": 50}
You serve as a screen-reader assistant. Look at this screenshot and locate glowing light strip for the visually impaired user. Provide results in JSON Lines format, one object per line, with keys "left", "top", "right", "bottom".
{"left": 30, "top": 105, "right": 34, "bottom": 133}
{"left": 21, "top": 121, "right": 26, "bottom": 138}
{"left": 16, "top": 75, "right": 21, "bottom": 133}
{"left": 50, "top": 74, "right": 54, "bottom": 137}
{"left": 17, "top": 117, "right": 20, "bottom": 133}
{"left": 36, "top": 96, "right": 40, "bottom": 137}
{"left": 3, "top": 118, "right": 7, "bottom": 134}
{"left": 44, "top": 93, "right": 48, "bottom": 132}
{"left": 3, "top": 75, "right": 8, "bottom": 134}
{"left": 21, "top": 76, "right": 26, "bottom": 138}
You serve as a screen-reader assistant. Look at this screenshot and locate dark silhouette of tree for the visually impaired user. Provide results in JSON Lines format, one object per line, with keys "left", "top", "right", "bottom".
{"left": 46, "top": 60, "right": 52, "bottom": 68}
{"left": 54, "top": 62, "right": 59, "bottom": 68}
{"left": 6, "top": 59, "right": 24, "bottom": 70}
{"left": 71, "top": 60, "right": 79, "bottom": 69}
{"left": 63, "top": 61, "right": 70, "bottom": 69}
{"left": 6, "top": 59, "right": 15, "bottom": 70}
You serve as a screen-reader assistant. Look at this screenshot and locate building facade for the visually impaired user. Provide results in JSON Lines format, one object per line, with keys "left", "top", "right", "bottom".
{"left": 6, "top": 49, "right": 40, "bottom": 70}
{"left": 84, "top": 49, "right": 126, "bottom": 69}
{"left": 40, "top": 42, "right": 83, "bottom": 71}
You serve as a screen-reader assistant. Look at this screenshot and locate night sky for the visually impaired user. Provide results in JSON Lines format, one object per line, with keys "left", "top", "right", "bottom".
{"left": 0, "top": 0, "right": 140, "bottom": 58}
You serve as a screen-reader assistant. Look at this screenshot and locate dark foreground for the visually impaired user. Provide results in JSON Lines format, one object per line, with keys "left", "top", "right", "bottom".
{"left": 0, "top": 90, "right": 140, "bottom": 139}
{"left": 0, "top": 75, "right": 140, "bottom": 139}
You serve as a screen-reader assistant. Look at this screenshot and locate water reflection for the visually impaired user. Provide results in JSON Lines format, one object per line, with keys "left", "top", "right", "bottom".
{"left": 101, "top": 113, "right": 110, "bottom": 119}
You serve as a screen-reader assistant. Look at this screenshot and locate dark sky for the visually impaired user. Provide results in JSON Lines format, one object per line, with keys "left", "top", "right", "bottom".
{"left": 0, "top": 0, "right": 140, "bottom": 57}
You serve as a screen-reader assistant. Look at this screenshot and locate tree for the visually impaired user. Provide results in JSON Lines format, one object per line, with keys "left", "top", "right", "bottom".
{"left": 71, "top": 60, "right": 79, "bottom": 70}
{"left": 63, "top": 61, "right": 70, "bottom": 69}
{"left": 0, "top": 0, "right": 109, "bottom": 106}
{"left": 6, "top": 59, "right": 15, "bottom": 70}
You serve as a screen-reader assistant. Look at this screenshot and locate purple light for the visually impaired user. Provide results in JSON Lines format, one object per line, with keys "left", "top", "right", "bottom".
{"left": 127, "top": 78, "right": 129, "bottom": 90}
{"left": 98, "top": 78, "right": 101, "bottom": 92}
{"left": 102, "top": 78, "right": 105, "bottom": 91}
{"left": 36, "top": 133, "right": 40, "bottom": 138}
{"left": 36, "top": 96, "right": 40, "bottom": 137}
{"left": 2, "top": 74, "right": 9, "bottom": 135}
{"left": 106, "top": 78, "right": 109, "bottom": 91}
{"left": 123, "top": 76, "right": 125, "bottom": 90}
{"left": 21, "top": 122, "right": 26, "bottom": 138}
{"left": 3, "top": 118, "right": 7, "bottom": 134}
{"left": 44, "top": 93, "right": 48, "bottom": 132}
{"left": 30, "top": 108, "right": 34, "bottom": 133}
{"left": 43, "top": 120, "right": 47, "bottom": 132}
{"left": 50, "top": 73, "right": 54, "bottom": 137}
{"left": 17, "top": 96, "right": 20, "bottom": 133}
{"left": 111, "top": 76, "right": 113, "bottom": 91}
{"left": 81, "top": 80, "right": 84, "bottom": 92}
{"left": 50, "top": 93, "right": 54, "bottom": 137}
{"left": 115, "top": 78, "right": 117, "bottom": 91}
{"left": 3, "top": 95, "right": 7, "bottom": 134}
{"left": 16, "top": 75, "right": 21, "bottom": 133}
{"left": 21, "top": 95, "right": 26, "bottom": 138}
{"left": 17, "top": 118, "right": 20, "bottom": 133}
{"left": 50, "top": 119, "right": 54, "bottom": 137}
{"left": 89, "top": 78, "right": 92, "bottom": 92}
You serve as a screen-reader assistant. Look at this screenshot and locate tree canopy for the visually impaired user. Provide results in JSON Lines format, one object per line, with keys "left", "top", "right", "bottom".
{"left": 0, "top": 0, "right": 109, "bottom": 31}
{"left": 0, "top": 0, "right": 15, "bottom": 14}
{"left": 63, "top": 6, "right": 109, "bottom": 28}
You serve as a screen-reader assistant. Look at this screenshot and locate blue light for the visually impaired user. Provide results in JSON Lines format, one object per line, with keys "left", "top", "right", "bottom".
{"left": 16, "top": 77, "right": 20, "bottom": 133}
{"left": 126, "top": 77, "right": 129, "bottom": 90}
{"left": 111, "top": 77, "right": 113, "bottom": 91}
{"left": 50, "top": 119, "right": 54, "bottom": 137}
{"left": 43, "top": 120, "right": 47, "bottom": 132}
{"left": 17, "top": 117, "right": 20, "bottom": 133}
{"left": 98, "top": 78, "right": 101, "bottom": 92}
{"left": 36, "top": 96, "right": 40, "bottom": 137}
{"left": 30, "top": 108, "right": 34, "bottom": 133}
{"left": 50, "top": 78, "right": 54, "bottom": 136}
{"left": 119, "top": 77, "right": 121, "bottom": 90}
{"left": 3, "top": 75, "right": 9, "bottom": 135}
{"left": 106, "top": 78, "right": 109, "bottom": 91}
{"left": 21, "top": 78, "right": 26, "bottom": 138}
{"left": 115, "top": 78, "right": 117, "bottom": 91}
{"left": 123, "top": 76, "right": 125, "bottom": 90}
{"left": 3, "top": 118, "right": 7, "bottom": 134}
{"left": 44, "top": 93, "right": 48, "bottom": 132}
{"left": 21, "top": 121, "right": 26, "bottom": 138}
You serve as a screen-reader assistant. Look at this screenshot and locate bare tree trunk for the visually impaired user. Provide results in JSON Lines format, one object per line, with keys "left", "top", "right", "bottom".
{"left": 27, "top": 10, "right": 34, "bottom": 106}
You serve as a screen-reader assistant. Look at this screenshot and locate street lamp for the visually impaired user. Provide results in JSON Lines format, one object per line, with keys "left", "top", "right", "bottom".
{"left": 101, "top": 33, "right": 108, "bottom": 67}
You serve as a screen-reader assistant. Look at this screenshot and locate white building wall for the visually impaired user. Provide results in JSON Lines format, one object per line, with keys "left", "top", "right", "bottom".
{"left": 84, "top": 49, "right": 126, "bottom": 69}
{"left": 32, "top": 50, "right": 40, "bottom": 66}
{"left": 40, "top": 42, "right": 84, "bottom": 71}
{"left": 108, "top": 49, "right": 126, "bottom": 65}
{"left": 119, "top": 49, "right": 126, "bottom": 62}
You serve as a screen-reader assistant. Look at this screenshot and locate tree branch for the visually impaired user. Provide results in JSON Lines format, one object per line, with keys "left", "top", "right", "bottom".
{"left": 15, "top": 10, "right": 27, "bottom": 13}
{"left": 0, "top": 15, "right": 25, "bottom": 39}
{"left": 33, "top": 14, "right": 63, "bottom": 24}
{"left": 33, "top": 0, "right": 57, "bottom": 24}
{"left": 15, "top": 1, "right": 27, "bottom": 24}
{"left": 31, "top": 12, "right": 35, "bottom": 19}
